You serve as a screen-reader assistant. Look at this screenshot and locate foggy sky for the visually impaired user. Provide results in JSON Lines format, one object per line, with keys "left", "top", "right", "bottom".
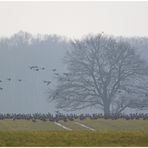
{"left": 0, "top": 2, "right": 148, "bottom": 38}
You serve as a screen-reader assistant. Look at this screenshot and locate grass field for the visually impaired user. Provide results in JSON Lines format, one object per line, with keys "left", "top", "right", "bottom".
{"left": 0, "top": 119, "right": 63, "bottom": 131}
{"left": 0, "top": 119, "right": 148, "bottom": 146}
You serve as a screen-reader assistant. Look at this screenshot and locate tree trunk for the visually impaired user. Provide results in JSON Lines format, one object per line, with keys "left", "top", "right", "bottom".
{"left": 102, "top": 88, "right": 110, "bottom": 118}
{"left": 104, "top": 102, "right": 110, "bottom": 118}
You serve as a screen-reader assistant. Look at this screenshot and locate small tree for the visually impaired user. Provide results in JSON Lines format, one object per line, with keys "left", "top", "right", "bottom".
{"left": 49, "top": 34, "right": 148, "bottom": 116}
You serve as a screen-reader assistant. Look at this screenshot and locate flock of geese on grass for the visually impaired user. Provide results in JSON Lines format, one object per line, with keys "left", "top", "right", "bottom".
{"left": 0, "top": 113, "right": 148, "bottom": 122}
{"left": 0, "top": 65, "right": 68, "bottom": 91}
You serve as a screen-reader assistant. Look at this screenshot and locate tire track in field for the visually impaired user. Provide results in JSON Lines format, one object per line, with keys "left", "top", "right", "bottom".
{"left": 74, "top": 121, "right": 96, "bottom": 131}
{"left": 54, "top": 122, "right": 72, "bottom": 131}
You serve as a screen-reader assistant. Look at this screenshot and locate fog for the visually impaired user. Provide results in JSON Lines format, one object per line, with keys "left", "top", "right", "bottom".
{"left": 0, "top": 32, "right": 68, "bottom": 113}
{"left": 0, "top": 31, "right": 148, "bottom": 114}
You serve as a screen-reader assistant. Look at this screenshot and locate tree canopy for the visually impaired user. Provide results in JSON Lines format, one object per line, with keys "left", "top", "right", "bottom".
{"left": 49, "top": 34, "right": 148, "bottom": 116}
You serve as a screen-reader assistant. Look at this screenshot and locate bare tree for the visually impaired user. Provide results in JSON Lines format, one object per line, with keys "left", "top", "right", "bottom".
{"left": 49, "top": 34, "right": 148, "bottom": 116}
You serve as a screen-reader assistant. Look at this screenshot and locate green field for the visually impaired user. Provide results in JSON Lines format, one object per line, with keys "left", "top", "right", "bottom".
{"left": 0, "top": 119, "right": 148, "bottom": 146}
{"left": 0, "top": 119, "right": 63, "bottom": 131}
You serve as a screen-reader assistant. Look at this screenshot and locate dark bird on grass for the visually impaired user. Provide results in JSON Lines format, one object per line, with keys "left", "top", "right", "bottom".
{"left": 55, "top": 111, "right": 60, "bottom": 114}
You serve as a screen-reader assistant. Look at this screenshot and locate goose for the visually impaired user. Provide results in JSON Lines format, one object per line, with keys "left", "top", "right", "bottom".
{"left": 7, "top": 78, "right": 11, "bottom": 81}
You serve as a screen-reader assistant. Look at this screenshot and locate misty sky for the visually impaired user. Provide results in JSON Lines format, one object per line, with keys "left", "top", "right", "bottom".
{"left": 0, "top": 1, "right": 148, "bottom": 38}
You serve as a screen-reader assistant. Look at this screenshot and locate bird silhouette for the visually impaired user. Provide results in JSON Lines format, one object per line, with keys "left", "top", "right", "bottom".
{"left": 63, "top": 73, "right": 69, "bottom": 76}
{"left": 29, "top": 65, "right": 47, "bottom": 72}
{"left": 43, "top": 80, "right": 51, "bottom": 85}
{"left": 54, "top": 73, "right": 59, "bottom": 76}
{"left": 47, "top": 81, "right": 51, "bottom": 85}
{"left": 7, "top": 78, "right": 11, "bottom": 81}
{"left": 29, "top": 66, "right": 38, "bottom": 70}
{"left": 35, "top": 68, "right": 39, "bottom": 71}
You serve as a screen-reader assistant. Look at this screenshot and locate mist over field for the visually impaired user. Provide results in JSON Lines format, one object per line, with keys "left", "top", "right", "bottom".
{"left": 0, "top": 31, "right": 147, "bottom": 114}
{"left": 0, "top": 31, "right": 68, "bottom": 113}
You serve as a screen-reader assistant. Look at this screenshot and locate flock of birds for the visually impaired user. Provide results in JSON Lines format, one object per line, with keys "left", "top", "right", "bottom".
{"left": 29, "top": 65, "right": 53, "bottom": 85}
{"left": 0, "top": 65, "right": 147, "bottom": 117}
{"left": 0, "top": 113, "right": 148, "bottom": 122}
{"left": 0, "top": 78, "right": 22, "bottom": 90}
{"left": 0, "top": 65, "right": 64, "bottom": 91}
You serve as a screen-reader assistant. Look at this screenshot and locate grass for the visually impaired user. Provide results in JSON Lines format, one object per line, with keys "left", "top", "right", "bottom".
{"left": 59, "top": 120, "right": 89, "bottom": 130}
{"left": 77, "top": 118, "right": 148, "bottom": 131}
{"left": 0, "top": 119, "right": 63, "bottom": 131}
{"left": 0, "top": 131, "right": 148, "bottom": 146}
{"left": 1, "top": 119, "right": 148, "bottom": 131}
{"left": 0, "top": 119, "right": 148, "bottom": 146}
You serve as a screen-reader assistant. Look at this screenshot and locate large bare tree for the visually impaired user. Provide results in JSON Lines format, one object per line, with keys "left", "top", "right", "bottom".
{"left": 49, "top": 34, "right": 148, "bottom": 116}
